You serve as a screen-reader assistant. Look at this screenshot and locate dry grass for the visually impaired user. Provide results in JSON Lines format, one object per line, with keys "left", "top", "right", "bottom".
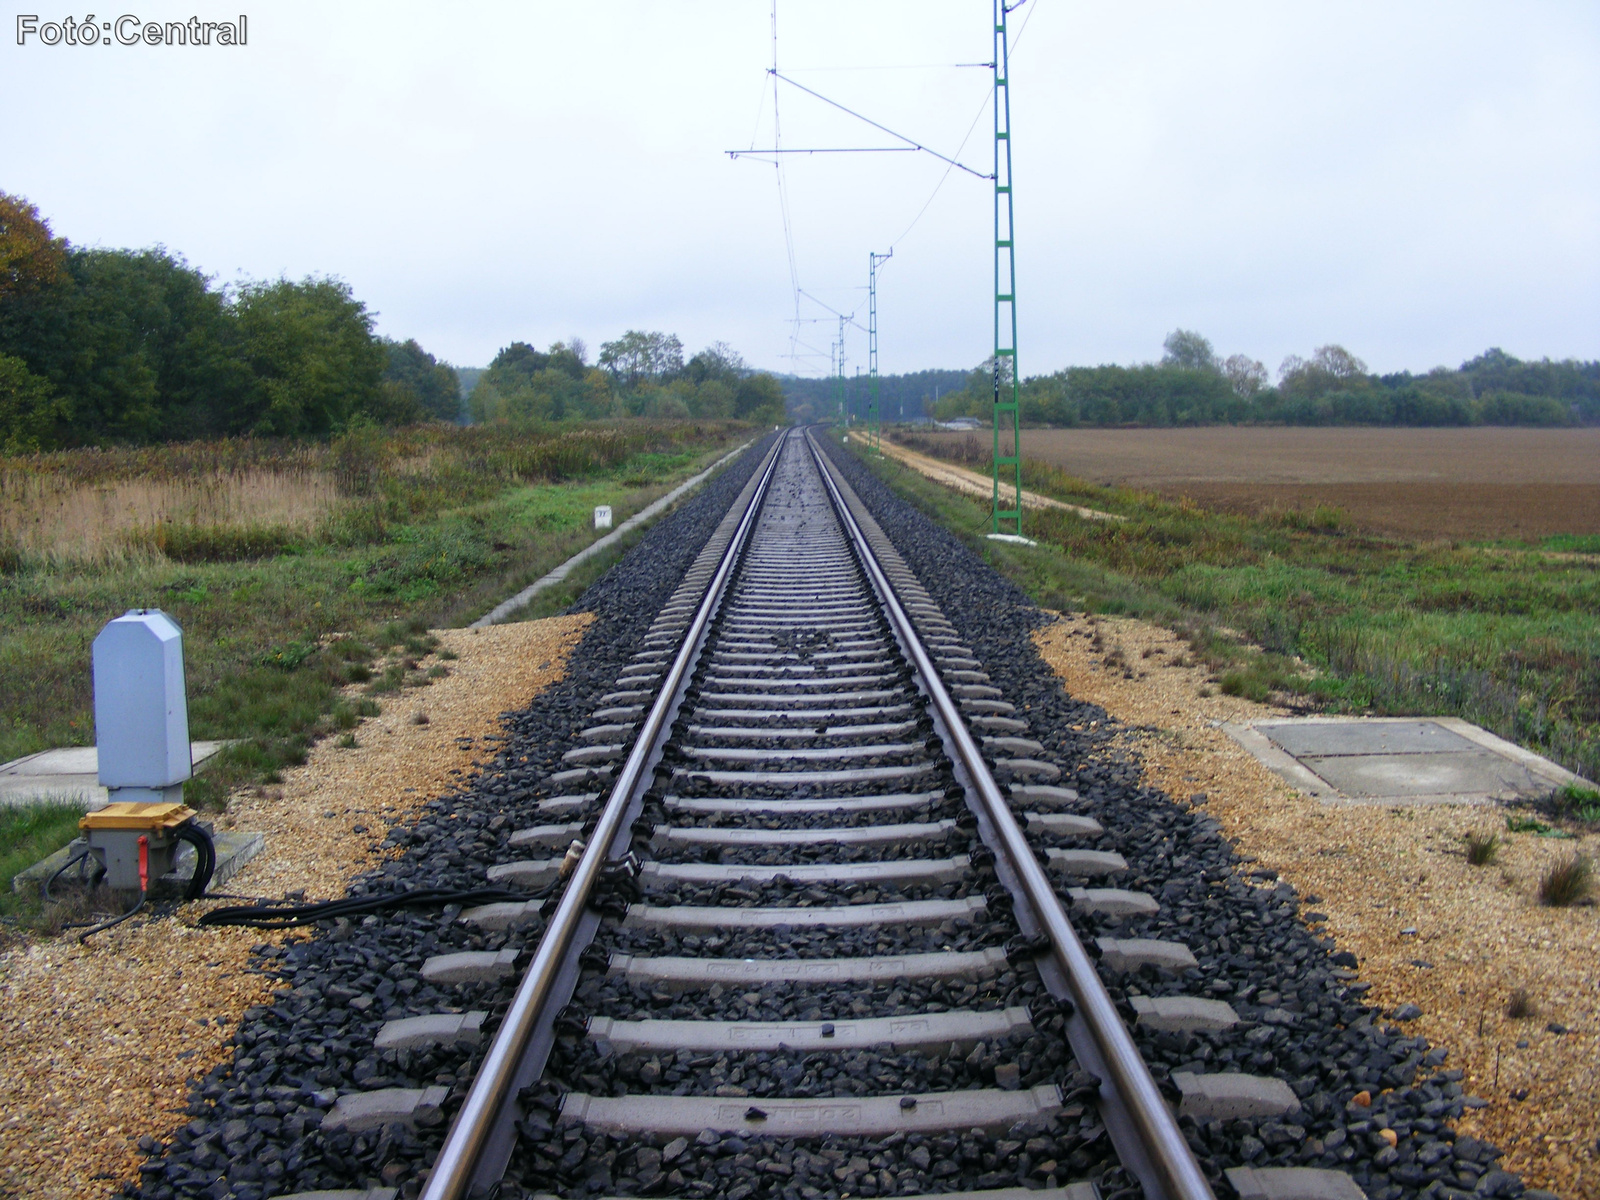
{"left": 0, "top": 466, "right": 341, "bottom": 561}
{"left": 1537, "top": 853, "right": 1593, "bottom": 907}
{"left": 1465, "top": 831, "right": 1501, "bottom": 865}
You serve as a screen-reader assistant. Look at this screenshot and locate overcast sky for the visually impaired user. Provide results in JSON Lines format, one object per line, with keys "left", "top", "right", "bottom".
{"left": 4, "top": 1, "right": 1597, "bottom": 377}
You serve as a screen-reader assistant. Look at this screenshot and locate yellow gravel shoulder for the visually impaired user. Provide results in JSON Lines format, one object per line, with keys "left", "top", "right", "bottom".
{"left": 1034, "top": 612, "right": 1599, "bottom": 1199}
{"left": 0, "top": 612, "right": 592, "bottom": 1200}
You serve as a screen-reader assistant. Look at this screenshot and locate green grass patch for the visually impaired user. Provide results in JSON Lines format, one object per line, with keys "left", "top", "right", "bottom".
{"left": 1541, "top": 534, "right": 1600, "bottom": 555}
{"left": 0, "top": 802, "right": 85, "bottom": 921}
{"left": 850, "top": 438, "right": 1600, "bottom": 783}
{"left": 1552, "top": 784, "right": 1600, "bottom": 825}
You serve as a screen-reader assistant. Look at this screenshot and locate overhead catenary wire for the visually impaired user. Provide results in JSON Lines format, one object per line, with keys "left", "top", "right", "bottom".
{"left": 732, "top": 5, "right": 1044, "bottom": 379}
{"left": 886, "top": 0, "right": 1039, "bottom": 257}
{"left": 735, "top": 70, "right": 991, "bottom": 181}
{"left": 769, "top": 1, "right": 805, "bottom": 370}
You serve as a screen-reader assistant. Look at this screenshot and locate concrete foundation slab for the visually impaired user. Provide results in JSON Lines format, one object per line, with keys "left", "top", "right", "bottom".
{"left": 993, "top": 758, "right": 1061, "bottom": 781}
{"left": 1223, "top": 716, "right": 1589, "bottom": 806}
{"left": 459, "top": 899, "right": 542, "bottom": 932}
{"left": 640, "top": 856, "right": 968, "bottom": 888}
{"left": 0, "top": 740, "right": 232, "bottom": 810}
{"left": 1130, "top": 995, "right": 1239, "bottom": 1032}
{"left": 1010, "top": 784, "right": 1080, "bottom": 806}
{"left": 508, "top": 822, "right": 587, "bottom": 850}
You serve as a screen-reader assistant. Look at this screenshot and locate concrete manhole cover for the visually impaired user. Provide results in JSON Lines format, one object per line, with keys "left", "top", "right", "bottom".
{"left": 1224, "top": 716, "right": 1588, "bottom": 806}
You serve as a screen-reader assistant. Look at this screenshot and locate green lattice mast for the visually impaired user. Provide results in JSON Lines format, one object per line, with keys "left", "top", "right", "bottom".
{"left": 992, "top": 0, "right": 1022, "bottom": 534}
{"left": 869, "top": 250, "right": 891, "bottom": 452}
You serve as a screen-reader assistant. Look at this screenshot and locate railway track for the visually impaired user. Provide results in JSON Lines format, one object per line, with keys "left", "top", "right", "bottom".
{"left": 133, "top": 428, "right": 1479, "bottom": 1200}
{"left": 395, "top": 429, "right": 1349, "bottom": 1200}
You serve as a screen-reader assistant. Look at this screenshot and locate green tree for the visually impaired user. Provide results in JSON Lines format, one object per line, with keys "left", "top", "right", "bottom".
{"left": 381, "top": 337, "right": 460, "bottom": 422}
{"left": 599, "top": 330, "right": 684, "bottom": 389}
{"left": 0, "top": 247, "right": 250, "bottom": 444}
{"left": 0, "top": 192, "right": 66, "bottom": 303}
{"left": 734, "top": 372, "right": 785, "bottom": 422}
{"left": 1161, "top": 329, "right": 1219, "bottom": 372}
{"left": 0, "top": 351, "right": 69, "bottom": 452}
{"left": 1221, "top": 353, "right": 1267, "bottom": 397}
{"left": 231, "top": 277, "right": 384, "bottom": 437}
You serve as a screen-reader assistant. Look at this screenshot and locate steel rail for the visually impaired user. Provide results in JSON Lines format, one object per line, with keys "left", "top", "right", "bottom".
{"left": 803, "top": 429, "right": 1216, "bottom": 1200}
{"left": 420, "top": 436, "right": 786, "bottom": 1200}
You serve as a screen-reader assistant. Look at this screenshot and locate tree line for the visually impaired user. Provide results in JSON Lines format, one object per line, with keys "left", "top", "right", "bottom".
{"left": 468, "top": 330, "right": 785, "bottom": 425}
{"left": 929, "top": 330, "right": 1600, "bottom": 428}
{"left": 0, "top": 191, "right": 784, "bottom": 452}
{"left": 778, "top": 368, "right": 970, "bottom": 425}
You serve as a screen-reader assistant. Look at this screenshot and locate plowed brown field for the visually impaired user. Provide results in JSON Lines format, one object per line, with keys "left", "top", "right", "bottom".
{"left": 921, "top": 427, "right": 1600, "bottom": 540}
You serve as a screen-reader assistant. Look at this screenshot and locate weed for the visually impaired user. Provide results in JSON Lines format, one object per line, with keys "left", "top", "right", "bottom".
{"left": 437, "top": 648, "right": 459, "bottom": 661}
{"left": 426, "top": 665, "right": 449, "bottom": 679}
{"left": 335, "top": 732, "right": 359, "bottom": 750}
{"left": 1219, "top": 671, "right": 1271, "bottom": 702}
{"left": 1463, "top": 832, "right": 1500, "bottom": 865}
{"left": 411, "top": 711, "right": 430, "bottom": 726}
{"left": 367, "top": 666, "right": 405, "bottom": 695}
{"left": 1553, "top": 783, "right": 1600, "bottom": 824}
{"left": 1537, "top": 853, "right": 1593, "bottom": 907}
{"left": 1505, "top": 989, "right": 1537, "bottom": 1019}
{"left": 1506, "top": 815, "right": 1574, "bottom": 839}
{"left": 1198, "top": 685, "right": 1214, "bottom": 698}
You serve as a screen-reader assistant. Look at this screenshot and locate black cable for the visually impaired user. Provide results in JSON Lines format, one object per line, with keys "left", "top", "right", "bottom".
{"left": 174, "top": 823, "right": 216, "bottom": 900}
{"left": 196, "top": 885, "right": 552, "bottom": 929}
{"left": 75, "top": 889, "right": 146, "bottom": 943}
{"left": 42, "top": 848, "right": 91, "bottom": 904}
